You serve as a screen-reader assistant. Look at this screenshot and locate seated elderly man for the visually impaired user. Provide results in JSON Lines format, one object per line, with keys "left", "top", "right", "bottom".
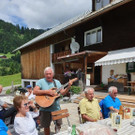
{"left": 79, "top": 88, "right": 103, "bottom": 122}
{"left": 102, "top": 86, "right": 121, "bottom": 118}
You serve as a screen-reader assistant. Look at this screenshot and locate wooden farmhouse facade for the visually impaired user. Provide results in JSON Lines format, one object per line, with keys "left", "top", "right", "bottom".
{"left": 14, "top": 0, "right": 135, "bottom": 88}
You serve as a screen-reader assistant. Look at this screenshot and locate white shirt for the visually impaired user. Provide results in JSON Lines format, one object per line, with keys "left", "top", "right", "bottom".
{"left": 25, "top": 92, "right": 35, "bottom": 101}
{"left": 14, "top": 111, "right": 39, "bottom": 135}
{"left": 0, "top": 99, "right": 5, "bottom": 111}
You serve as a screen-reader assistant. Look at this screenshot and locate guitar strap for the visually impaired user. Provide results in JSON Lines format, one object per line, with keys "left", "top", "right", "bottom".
{"left": 53, "top": 79, "right": 61, "bottom": 109}
{"left": 53, "top": 79, "right": 57, "bottom": 88}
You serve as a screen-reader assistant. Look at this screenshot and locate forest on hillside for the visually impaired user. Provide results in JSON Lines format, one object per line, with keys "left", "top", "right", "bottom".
{"left": 0, "top": 52, "right": 21, "bottom": 76}
{"left": 0, "top": 19, "right": 45, "bottom": 53}
{"left": 0, "top": 19, "right": 46, "bottom": 76}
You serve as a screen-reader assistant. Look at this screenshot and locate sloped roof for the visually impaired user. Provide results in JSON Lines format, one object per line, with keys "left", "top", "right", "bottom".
{"left": 14, "top": 0, "right": 131, "bottom": 52}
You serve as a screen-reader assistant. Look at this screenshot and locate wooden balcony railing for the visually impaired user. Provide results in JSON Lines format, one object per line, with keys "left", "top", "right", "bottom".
{"left": 52, "top": 50, "right": 71, "bottom": 63}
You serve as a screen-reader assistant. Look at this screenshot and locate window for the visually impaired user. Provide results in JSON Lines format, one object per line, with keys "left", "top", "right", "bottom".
{"left": 90, "top": 31, "right": 96, "bottom": 44}
{"left": 87, "top": 63, "right": 93, "bottom": 73}
{"left": 97, "top": 29, "right": 102, "bottom": 42}
{"left": 126, "top": 62, "right": 135, "bottom": 73}
{"left": 95, "top": 0, "right": 102, "bottom": 10}
{"left": 84, "top": 27, "right": 102, "bottom": 46}
{"left": 24, "top": 81, "right": 30, "bottom": 87}
{"left": 95, "top": 0, "right": 110, "bottom": 10}
{"left": 33, "top": 82, "right": 36, "bottom": 87}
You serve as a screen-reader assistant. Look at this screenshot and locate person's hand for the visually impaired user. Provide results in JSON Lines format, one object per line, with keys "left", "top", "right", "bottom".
{"left": 28, "top": 100, "right": 36, "bottom": 108}
{"left": 114, "top": 108, "right": 119, "bottom": 113}
{"left": 67, "top": 80, "right": 73, "bottom": 89}
{"left": 3, "top": 103, "right": 9, "bottom": 108}
{"left": 93, "top": 119, "right": 97, "bottom": 122}
{"left": 109, "top": 107, "right": 119, "bottom": 113}
{"left": 49, "top": 88, "right": 58, "bottom": 96}
{"left": 100, "top": 117, "right": 103, "bottom": 120}
{"left": 51, "top": 87, "right": 57, "bottom": 90}
{"left": 79, "top": 132, "right": 83, "bottom": 135}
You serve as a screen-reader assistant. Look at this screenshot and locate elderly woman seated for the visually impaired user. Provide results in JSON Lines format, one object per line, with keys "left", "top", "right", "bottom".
{"left": 13, "top": 95, "right": 39, "bottom": 135}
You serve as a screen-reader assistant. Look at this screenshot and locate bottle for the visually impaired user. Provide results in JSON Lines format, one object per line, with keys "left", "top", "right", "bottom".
{"left": 118, "top": 106, "right": 124, "bottom": 119}
{"left": 71, "top": 125, "right": 77, "bottom": 135}
{"left": 68, "top": 126, "right": 72, "bottom": 135}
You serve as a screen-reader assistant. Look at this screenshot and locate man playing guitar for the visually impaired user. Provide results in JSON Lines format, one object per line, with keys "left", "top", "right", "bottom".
{"left": 34, "top": 67, "right": 73, "bottom": 135}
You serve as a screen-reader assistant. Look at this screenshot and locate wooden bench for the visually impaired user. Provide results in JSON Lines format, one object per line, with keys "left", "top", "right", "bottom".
{"left": 118, "top": 97, "right": 135, "bottom": 104}
{"left": 73, "top": 100, "right": 80, "bottom": 104}
{"left": 121, "top": 103, "right": 135, "bottom": 108}
{"left": 124, "top": 86, "right": 135, "bottom": 95}
{"left": 73, "top": 94, "right": 135, "bottom": 109}
{"left": 77, "top": 97, "right": 83, "bottom": 100}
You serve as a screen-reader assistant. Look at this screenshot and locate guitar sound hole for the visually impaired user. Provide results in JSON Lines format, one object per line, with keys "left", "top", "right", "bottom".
{"left": 45, "top": 96, "right": 50, "bottom": 100}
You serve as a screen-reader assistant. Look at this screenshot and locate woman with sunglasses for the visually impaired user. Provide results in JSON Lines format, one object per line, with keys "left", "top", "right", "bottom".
{"left": 13, "top": 95, "right": 39, "bottom": 135}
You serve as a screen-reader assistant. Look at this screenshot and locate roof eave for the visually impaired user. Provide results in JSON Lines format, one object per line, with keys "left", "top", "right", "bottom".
{"left": 13, "top": 0, "right": 132, "bottom": 52}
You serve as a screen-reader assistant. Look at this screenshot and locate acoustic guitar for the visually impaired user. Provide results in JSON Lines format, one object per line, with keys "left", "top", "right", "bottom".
{"left": 35, "top": 78, "right": 78, "bottom": 108}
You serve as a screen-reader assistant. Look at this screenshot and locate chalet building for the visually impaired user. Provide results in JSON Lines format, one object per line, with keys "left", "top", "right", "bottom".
{"left": 14, "top": 0, "right": 135, "bottom": 90}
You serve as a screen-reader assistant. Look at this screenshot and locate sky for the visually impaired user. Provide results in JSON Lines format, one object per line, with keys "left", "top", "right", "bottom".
{"left": 0, "top": 0, "right": 92, "bottom": 29}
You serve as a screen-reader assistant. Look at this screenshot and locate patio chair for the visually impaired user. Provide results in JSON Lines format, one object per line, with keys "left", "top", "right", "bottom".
{"left": 51, "top": 109, "right": 71, "bottom": 133}
{"left": 78, "top": 107, "right": 83, "bottom": 124}
{"left": 99, "top": 99, "right": 105, "bottom": 118}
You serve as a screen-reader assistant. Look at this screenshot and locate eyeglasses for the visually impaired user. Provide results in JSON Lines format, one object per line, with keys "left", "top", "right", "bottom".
{"left": 24, "top": 102, "right": 30, "bottom": 107}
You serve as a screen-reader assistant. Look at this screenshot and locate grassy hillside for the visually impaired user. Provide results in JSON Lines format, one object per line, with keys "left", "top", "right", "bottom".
{"left": 0, "top": 52, "right": 15, "bottom": 59}
{"left": 0, "top": 52, "right": 21, "bottom": 76}
{"left": 0, "top": 73, "right": 21, "bottom": 87}
{"left": 0, "top": 19, "right": 45, "bottom": 53}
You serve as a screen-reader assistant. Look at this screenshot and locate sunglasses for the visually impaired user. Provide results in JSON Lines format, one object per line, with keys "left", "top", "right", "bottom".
{"left": 24, "top": 102, "right": 30, "bottom": 107}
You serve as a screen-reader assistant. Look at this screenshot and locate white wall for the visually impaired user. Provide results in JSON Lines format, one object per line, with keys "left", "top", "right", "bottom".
{"left": 50, "top": 44, "right": 54, "bottom": 70}
{"left": 102, "top": 63, "right": 126, "bottom": 84}
{"left": 22, "top": 79, "right": 38, "bottom": 88}
{"left": 131, "top": 73, "right": 135, "bottom": 81}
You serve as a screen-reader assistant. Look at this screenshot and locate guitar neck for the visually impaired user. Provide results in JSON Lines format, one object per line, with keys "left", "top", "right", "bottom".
{"left": 55, "top": 78, "right": 78, "bottom": 94}
{"left": 56, "top": 82, "right": 69, "bottom": 93}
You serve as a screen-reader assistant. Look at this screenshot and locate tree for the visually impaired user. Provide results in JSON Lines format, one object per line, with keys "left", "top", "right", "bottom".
{"left": 0, "top": 19, "right": 45, "bottom": 53}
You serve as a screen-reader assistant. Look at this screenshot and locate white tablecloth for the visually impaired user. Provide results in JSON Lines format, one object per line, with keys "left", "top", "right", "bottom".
{"left": 55, "top": 118, "right": 135, "bottom": 135}
{"left": 97, "top": 118, "right": 135, "bottom": 135}
{"left": 54, "top": 130, "right": 69, "bottom": 135}
{"left": 76, "top": 121, "right": 115, "bottom": 135}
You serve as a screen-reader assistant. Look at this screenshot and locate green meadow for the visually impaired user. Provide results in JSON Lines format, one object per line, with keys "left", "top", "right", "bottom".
{"left": 0, "top": 52, "right": 15, "bottom": 59}
{"left": 0, "top": 73, "right": 21, "bottom": 87}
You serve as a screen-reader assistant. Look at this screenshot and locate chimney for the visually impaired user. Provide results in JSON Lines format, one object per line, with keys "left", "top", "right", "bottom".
{"left": 92, "top": 0, "right": 95, "bottom": 12}
{"left": 92, "top": 0, "right": 113, "bottom": 12}
{"left": 110, "top": 0, "right": 114, "bottom": 3}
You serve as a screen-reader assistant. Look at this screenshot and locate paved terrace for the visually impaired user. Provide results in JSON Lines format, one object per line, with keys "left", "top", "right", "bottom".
{"left": 49, "top": 90, "right": 135, "bottom": 134}
{"left": 1, "top": 88, "right": 135, "bottom": 134}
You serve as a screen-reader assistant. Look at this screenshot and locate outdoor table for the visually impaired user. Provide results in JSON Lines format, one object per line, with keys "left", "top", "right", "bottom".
{"left": 127, "top": 81, "right": 135, "bottom": 92}
{"left": 54, "top": 130, "right": 70, "bottom": 135}
{"left": 97, "top": 118, "right": 135, "bottom": 135}
{"left": 55, "top": 118, "right": 135, "bottom": 135}
{"left": 0, "top": 96, "right": 13, "bottom": 105}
